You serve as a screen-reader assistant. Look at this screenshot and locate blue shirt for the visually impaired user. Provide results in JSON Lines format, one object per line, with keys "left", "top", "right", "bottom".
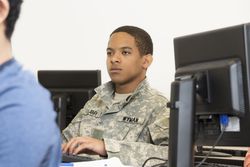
{"left": 0, "top": 59, "right": 61, "bottom": 167}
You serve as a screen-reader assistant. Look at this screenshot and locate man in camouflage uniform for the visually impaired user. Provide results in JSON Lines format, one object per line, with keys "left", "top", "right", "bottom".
{"left": 62, "top": 25, "right": 169, "bottom": 167}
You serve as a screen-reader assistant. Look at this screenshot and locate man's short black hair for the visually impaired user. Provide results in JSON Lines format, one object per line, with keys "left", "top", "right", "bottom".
{"left": 5, "top": 0, "right": 23, "bottom": 39}
{"left": 110, "top": 25, "right": 153, "bottom": 56}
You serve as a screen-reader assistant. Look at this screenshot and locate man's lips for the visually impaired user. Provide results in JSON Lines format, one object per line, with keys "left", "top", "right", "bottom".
{"left": 110, "top": 68, "right": 122, "bottom": 73}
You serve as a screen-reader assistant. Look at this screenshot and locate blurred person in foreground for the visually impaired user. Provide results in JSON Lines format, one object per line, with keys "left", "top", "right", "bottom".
{"left": 0, "top": 0, "right": 61, "bottom": 166}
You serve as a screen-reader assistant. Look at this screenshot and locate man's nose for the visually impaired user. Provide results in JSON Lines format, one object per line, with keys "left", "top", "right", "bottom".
{"left": 111, "top": 53, "right": 121, "bottom": 63}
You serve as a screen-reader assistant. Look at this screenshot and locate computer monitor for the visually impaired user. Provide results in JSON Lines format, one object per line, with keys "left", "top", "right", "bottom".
{"left": 168, "top": 23, "right": 250, "bottom": 166}
{"left": 38, "top": 70, "right": 101, "bottom": 131}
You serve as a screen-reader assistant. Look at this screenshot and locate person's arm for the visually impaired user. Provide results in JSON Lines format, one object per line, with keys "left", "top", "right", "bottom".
{"left": 61, "top": 106, "right": 89, "bottom": 143}
{"left": 61, "top": 95, "right": 100, "bottom": 144}
{"left": 62, "top": 136, "right": 107, "bottom": 156}
{"left": 61, "top": 101, "right": 107, "bottom": 156}
{"left": 104, "top": 139, "right": 168, "bottom": 167}
{"left": 244, "top": 148, "right": 250, "bottom": 167}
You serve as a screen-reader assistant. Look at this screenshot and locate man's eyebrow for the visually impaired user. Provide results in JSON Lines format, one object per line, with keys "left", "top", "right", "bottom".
{"left": 106, "top": 47, "right": 114, "bottom": 51}
{"left": 121, "top": 47, "right": 132, "bottom": 50}
{"left": 106, "top": 47, "right": 132, "bottom": 51}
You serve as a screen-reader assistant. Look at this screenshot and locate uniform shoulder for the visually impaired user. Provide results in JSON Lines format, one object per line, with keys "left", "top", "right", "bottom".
{"left": 147, "top": 87, "right": 168, "bottom": 101}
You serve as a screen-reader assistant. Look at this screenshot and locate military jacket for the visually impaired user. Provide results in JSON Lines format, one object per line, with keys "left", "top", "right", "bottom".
{"left": 62, "top": 79, "right": 169, "bottom": 167}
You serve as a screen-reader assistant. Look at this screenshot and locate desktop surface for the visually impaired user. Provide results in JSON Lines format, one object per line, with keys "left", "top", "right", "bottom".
{"left": 195, "top": 156, "right": 244, "bottom": 166}
{"left": 195, "top": 146, "right": 246, "bottom": 166}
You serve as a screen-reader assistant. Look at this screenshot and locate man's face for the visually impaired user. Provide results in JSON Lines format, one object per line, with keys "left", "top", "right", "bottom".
{"left": 106, "top": 32, "right": 146, "bottom": 86}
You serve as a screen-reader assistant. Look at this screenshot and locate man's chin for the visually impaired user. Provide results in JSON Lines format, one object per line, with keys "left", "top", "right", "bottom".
{"left": 111, "top": 78, "right": 124, "bottom": 85}
{"left": 111, "top": 79, "right": 121, "bottom": 83}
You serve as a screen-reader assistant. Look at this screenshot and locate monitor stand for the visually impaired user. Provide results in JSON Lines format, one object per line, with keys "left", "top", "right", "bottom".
{"left": 52, "top": 94, "right": 68, "bottom": 131}
{"left": 167, "top": 76, "right": 232, "bottom": 167}
{"left": 168, "top": 76, "right": 196, "bottom": 167}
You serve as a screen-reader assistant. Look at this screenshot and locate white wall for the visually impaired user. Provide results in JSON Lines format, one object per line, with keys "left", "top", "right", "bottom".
{"left": 11, "top": 0, "right": 250, "bottom": 98}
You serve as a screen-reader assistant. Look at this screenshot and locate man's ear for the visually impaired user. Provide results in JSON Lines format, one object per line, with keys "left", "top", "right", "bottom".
{"left": 142, "top": 54, "right": 153, "bottom": 70}
{"left": 0, "top": 0, "right": 9, "bottom": 24}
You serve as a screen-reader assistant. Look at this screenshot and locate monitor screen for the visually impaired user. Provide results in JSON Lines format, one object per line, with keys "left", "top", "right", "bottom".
{"left": 173, "top": 23, "right": 250, "bottom": 146}
{"left": 38, "top": 70, "right": 101, "bottom": 131}
{"left": 168, "top": 23, "right": 250, "bottom": 166}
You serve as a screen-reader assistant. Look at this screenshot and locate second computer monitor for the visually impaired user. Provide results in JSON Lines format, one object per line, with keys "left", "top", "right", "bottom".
{"left": 173, "top": 23, "right": 250, "bottom": 146}
{"left": 168, "top": 23, "right": 250, "bottom": 167}
{"left": 38, "top": 70, "right": 101, "bottom": 131}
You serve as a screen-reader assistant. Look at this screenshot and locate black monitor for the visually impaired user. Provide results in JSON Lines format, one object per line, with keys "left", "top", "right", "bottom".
{"left": 168, "top": 23, "right": 250, "bottom": 166}
{"left": 38, "top": 70, "right": 101, "bottom": 131}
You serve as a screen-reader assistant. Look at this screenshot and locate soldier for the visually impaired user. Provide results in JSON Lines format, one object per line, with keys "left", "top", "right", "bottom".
{"left": 62, "top": 25, "right": 169, "bottom": 167}
{"left": 0, "top": 0, "right": 61, "bottom": 166}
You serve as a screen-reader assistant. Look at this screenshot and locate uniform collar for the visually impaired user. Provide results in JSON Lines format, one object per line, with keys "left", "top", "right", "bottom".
{"left": 95, "top": 78, "right": 150, "bottom": 105}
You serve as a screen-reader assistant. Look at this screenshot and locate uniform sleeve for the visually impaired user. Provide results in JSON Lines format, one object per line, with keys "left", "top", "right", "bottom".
{"left": 103, "top": 106, "right": 169, "bottom": 167}
{"left": 61, "top": 107, "right": 87, "bottom": 143}
{"left": 104, "top": 139, "right": 168, "bottom": 167}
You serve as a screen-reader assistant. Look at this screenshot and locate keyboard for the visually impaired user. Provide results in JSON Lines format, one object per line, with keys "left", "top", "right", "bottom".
{"left": 149, "top": 160, "right": 242, "bottom": 167}
{"left": 62, "top": 153, "right": 93, "bottom": 162}
{"left": 195, "top": 162, "right": 241, "bottom": 167}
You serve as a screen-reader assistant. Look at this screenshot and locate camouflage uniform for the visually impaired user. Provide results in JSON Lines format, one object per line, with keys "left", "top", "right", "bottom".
{"left": 62, "top": 79, "right": 169, "bottom": 167}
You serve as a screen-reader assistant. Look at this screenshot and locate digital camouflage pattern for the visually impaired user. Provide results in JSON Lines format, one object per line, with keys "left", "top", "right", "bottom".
{"left": 62, "top": 79, "right": 169, "bottom": 167}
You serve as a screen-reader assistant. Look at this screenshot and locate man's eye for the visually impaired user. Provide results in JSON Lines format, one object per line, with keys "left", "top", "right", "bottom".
{"left": 122, "top": 51, "right": 130, "bottom": 55}
{"left": 107, "top": 51, "right": 112, "bottom": 56}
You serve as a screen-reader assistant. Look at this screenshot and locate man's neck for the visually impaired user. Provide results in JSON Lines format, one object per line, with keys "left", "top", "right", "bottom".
{"left": 0, "top": 33, "right": 12, "bottom": 65}
{"left": 115, "top": 76, "right": 145, "bottom": 94}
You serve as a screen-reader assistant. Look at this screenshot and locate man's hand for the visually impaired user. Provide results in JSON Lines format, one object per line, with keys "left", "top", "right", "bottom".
{"left": 62, "top": 136, "right": 107, "bottom": 157}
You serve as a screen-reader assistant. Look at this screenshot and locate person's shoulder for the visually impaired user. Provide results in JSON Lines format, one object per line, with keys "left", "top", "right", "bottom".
{"left": 1, "top": 65, "right": 47, "bottom": 99}
{"left": 5, "top": 66, "right": 53, "bottom": 111}
{"left": 150, "top": 88, "right": 167, "bottom": 98}
{"left": 16, "top": 69, "right": 50, "bottom": 101}
{"left": 143, "top": 86, "right": 168, "bottom": 101}
{"left": 138, "top": 79, "right": 168, "bottom": 99}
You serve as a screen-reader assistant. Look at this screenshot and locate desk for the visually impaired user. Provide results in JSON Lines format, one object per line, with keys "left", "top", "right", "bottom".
{"left": 195, "top": 146, "right": 247, "bottom": 166}
{"left": 195, "top": 155, "right": 244, "bottom": 166}
{"left": 60, "top": 157, "right": 132, "bottom": 167}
